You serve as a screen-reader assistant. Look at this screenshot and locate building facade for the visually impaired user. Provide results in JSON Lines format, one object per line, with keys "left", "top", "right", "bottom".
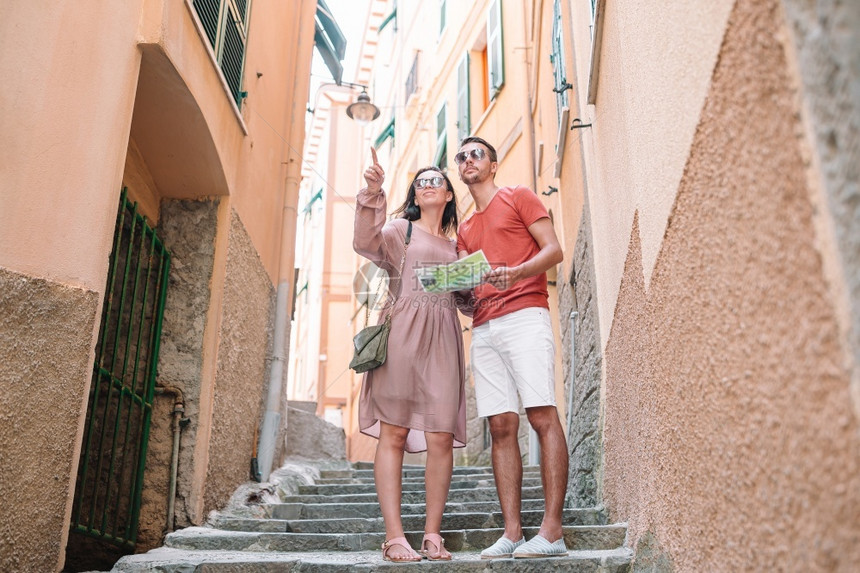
{"left": 294, "top": 0, "right": 860, "bottom": 569}
{"left": 0, "top": 0, "right": 336, "bottom": 570}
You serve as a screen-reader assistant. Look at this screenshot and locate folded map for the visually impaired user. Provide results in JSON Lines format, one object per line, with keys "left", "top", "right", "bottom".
{"left": 415, "top": 250, "right": 491, "bottom": 293}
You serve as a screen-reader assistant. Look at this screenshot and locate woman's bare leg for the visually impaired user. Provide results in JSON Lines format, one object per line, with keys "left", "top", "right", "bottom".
{"left": 374, "top": 422, "right": 415, "bottom": 559}
{"left": 423, "top": 431, "right": 454, "bottom": 558}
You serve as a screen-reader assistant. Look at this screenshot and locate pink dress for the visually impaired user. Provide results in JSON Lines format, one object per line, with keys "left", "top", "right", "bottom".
{"left": 353, "top": 188, "right": 467, "bottom": 452}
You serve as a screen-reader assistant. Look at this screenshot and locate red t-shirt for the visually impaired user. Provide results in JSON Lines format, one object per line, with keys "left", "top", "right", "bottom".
{"left": 456, "top": 185, "right": 550, "bottom": 327}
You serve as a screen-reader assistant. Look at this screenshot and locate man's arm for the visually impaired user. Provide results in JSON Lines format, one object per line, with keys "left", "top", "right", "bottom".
{"left": 482, "top": 217, "right": 563, "bottom": 290}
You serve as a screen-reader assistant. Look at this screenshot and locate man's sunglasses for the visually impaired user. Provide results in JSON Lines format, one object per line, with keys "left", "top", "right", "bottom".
{"left": 414, "top": 176, "right": 446, "bottom": 189}
{"left": 454, "top": 148, "right": 488, "bottom": 165}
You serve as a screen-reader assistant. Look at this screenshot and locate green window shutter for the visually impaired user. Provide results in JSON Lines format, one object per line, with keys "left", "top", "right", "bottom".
{"left": 315, "top": 0, "right": 347, "bottom": 85}
{"left": 192, "top": 0, "right": 250, "bottom": 106}
{"left": 379, "top": 2, "right": 397, "bottom": 33}
{"left": 373, "top": 117, "right": 396, "bottom": 149}
{"left": 221, "top": 6, "right": 247, "bottom": 105}
{"left": 457, "top": 54, "right": 470, "bottom": 141}
{"left": 487, "top": 0, "right": 504, "bottom": 98}
{"left": 551, "top": 0, "right": 569, "bottom": 124}
{"left": 439, "top": 0, "right": 447, "bottom": 36}
{"left": 193, "top": 0, "right": 221, "bottom": 48}
{"left": 435, "top": 104, "right": 447, "bottom": 169}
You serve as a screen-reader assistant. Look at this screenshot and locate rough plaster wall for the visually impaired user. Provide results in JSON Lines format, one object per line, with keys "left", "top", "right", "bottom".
{"left": 602, "top": 1, "right": 860, "bottom": 570}
{"left": 137, "top": 198, "right": 218, "bottom": 549}
{"left": 0, "top": 267, "right": 99, "bottom": 572}
{"left": 203, "top": 210, "right": 274, "bottom": 514}
{"left": 558, "top": 194, "right": 604, "bottom": 509}
{"left": 781, "top": 0, "right": 860, "bottom": 424}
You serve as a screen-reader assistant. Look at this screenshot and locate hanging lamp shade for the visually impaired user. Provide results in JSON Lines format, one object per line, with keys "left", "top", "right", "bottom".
{"left": 346, "top": 89, "right": 380, "bottom": 125}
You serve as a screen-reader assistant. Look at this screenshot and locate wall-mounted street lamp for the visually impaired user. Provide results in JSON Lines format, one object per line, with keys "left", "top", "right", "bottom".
{"left": 342, "top": 82, "right": 380, "bottom": 126}
{"left": 309, "top": 80, "right": 381, "bottom": 126}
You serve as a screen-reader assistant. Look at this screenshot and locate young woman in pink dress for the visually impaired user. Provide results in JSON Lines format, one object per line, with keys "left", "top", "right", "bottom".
{"left": 353, "top": 149, "right": 467, "bottom": 562}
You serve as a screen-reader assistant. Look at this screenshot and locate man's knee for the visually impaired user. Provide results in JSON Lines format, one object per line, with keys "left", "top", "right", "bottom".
{"left": 525, "top": 405, "right": 562, "bottom": 435}
{"left": 488, "top": 412, "right": 520, "bottom": 441}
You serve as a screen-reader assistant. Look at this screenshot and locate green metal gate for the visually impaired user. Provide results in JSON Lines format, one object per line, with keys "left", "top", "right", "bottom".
{"left": 70, "top": 189, "right": 170, "bottom": 550}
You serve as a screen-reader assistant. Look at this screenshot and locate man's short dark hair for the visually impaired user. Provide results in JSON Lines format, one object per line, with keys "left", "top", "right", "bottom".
{"left": 459, "top": 136, "right": 498, "bottom": 163}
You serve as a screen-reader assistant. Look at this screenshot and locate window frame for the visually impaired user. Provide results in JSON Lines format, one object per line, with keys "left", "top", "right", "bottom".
{"left": 434, "top": 104, "right": 448, "bottom": 170}
{"left": 456, "top": 53, "right": 471, "bottom": 142}
{"left": 486, "top": 0, "right": 504, "bottom": 99}
{"left": 587, "top": 0, "right": 607, "bottom": 104}
{"left": 550, "top": 0, "right": 569, "bottom": 124}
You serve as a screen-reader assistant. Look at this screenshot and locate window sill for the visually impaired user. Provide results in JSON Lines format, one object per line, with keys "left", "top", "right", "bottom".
{"left": 554, "top": 106, "right": 570, "bottom": 177}
{"left": 586, "top": 0, "right": 606, "bottom": 105}
{"left": 471, "top": 97, "right": 498, "bottom": 136}
{"left": 184, "top": 0, "right": 249, "bottom": 135}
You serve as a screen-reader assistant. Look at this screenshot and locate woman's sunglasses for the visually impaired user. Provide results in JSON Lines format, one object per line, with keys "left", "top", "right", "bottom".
{"left": 453, "top": 148, "right": 487, "bottom": 165}
{"left": 414, "top": 176, "right": 446, "bottom": 189}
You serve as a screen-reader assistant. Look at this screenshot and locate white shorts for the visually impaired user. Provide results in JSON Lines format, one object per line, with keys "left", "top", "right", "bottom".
{"left": 470, "top": 307, "right": 557, "bottom": 417}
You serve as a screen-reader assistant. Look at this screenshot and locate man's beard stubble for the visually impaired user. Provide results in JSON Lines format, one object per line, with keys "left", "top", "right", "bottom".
{"left": 460, "top": 168, "right": 484, "bottom": 185}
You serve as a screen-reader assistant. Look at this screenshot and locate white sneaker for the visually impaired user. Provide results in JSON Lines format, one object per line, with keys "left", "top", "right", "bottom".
{"left": 480, "top": 535, "right": 526, "bottom": 559}
{"left": 512, "top": 534, "right": 568, "bottom": 558}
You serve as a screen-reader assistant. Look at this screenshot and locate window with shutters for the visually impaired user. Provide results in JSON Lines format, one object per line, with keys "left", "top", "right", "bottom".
{"left": 487, "top": 0, "right": 504, "bottom": 99}
{"left": 434, "top": 104, "right": 447, "bottom": 170}
{"left": 456, "top": 54, "right": 470, "bottom": 142}
{"left": 405, "top": 52, "right": 420, "bottom": 105}
{"left": 550, "top": 0, "right": 569, "bottom": 124}
{"left": 373, "top": 117, "right": 395, "bottom": 150}
{"left": 191, "top": 0, "right": 251, "bottom": 106}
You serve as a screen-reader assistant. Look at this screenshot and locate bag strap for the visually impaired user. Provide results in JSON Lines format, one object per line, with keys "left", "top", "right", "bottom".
{"left": 383, "top": 221, "right": 412, "bottom": 321}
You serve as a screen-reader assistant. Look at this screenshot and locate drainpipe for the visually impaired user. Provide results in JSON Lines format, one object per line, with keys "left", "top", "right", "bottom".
{"left": 521, "top": 0, "right": 538, "bottom": 193}
{"left": 523, "top": 0, "right": 540, "bottom": 466}
{"left": 257, "top": 0, "right": 317, "bottom": 483}
{"left": 566, "top": 311, "right": 579, "bottom": 439}
{"left": 154, "top": 384, "right": 187, "bottom": 534}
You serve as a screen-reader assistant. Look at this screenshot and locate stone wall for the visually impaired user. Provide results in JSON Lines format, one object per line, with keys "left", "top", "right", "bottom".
{"left": 203, "top": 210, "right": 275, "bottom": 513}
{"left": 558, "top": 197, "right": 604, "bottom": 509}
{"left": 781, "top": 0, "right": 860, "bottom": 425}
{"left": 137, "top": 198, "right": 219, "bottom": 549}
{"left": 0, "top": 267, "right": 99, "bottom": 572}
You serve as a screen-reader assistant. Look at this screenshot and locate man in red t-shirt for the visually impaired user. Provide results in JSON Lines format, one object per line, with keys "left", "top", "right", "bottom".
{"left": 455, "top": 136, "right": 569, "bottom": 559}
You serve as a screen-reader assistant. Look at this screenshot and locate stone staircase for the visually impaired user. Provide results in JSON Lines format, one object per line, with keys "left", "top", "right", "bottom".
{"left": 113, "top": 462, "right": 632, "bottom": 571}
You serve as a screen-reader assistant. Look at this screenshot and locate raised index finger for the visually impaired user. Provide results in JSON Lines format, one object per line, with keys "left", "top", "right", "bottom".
{"left": 370, "top": 147, "right": 379, "bottom": 167}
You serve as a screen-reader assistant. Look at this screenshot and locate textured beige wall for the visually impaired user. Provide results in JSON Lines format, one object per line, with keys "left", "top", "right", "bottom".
{"left": 577, "top": 0, "right": 734, "bottom": 353}
{"left": 0, "top": 269, "right": 99, "bottom": 572}
{"left": 602, "top": 1, "right": 860, "bottom": 569}
{"left": 204, "top": 210, "right": 274, "bottom": 513}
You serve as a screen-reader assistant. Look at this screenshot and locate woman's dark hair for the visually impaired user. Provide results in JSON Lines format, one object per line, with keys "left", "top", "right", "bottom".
{"left": 391, "top": 166, "right": 459, "bottom": 235}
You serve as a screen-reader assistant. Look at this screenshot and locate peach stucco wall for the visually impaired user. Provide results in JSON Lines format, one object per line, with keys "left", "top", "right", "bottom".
{"left": 573, "top": 0, "right": 735, "bottom": 353}
{"left": 601, "top": 0, "right": 860, "bottom": 569}
{"left": 0, "top": 1, "right": 145, "bottom": 291}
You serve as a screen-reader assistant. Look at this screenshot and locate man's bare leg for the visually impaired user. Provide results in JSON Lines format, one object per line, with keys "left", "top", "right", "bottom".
{"left": 525, "top": 405, "right": 568, "bottom": 542}
{"left": 488, "top": 412, "right": 524, "bottom": 541}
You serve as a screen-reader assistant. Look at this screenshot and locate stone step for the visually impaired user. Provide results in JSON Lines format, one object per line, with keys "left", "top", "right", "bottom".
{"left": 264, "top": 498, "right": 556, "bottom": 520}
{"left": 299, "top": 477, "right": 542, "bottom": 495}
{"left": 114, "top": 546, "right": 633, "bottom": 572}
{"left": 212, "top": 508, "right": 606, "bottom": 534}
{"left": 281, "top": 485, "right": 545, "bottom": 505}
{"left": 315, "top": 471, "right": 537, "bottom": 484}
{"left": 319, "top": 465, "right": 542, "bottom": 480}
{"left": 164, "top": 524, "right": 627, "bottom": 554}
